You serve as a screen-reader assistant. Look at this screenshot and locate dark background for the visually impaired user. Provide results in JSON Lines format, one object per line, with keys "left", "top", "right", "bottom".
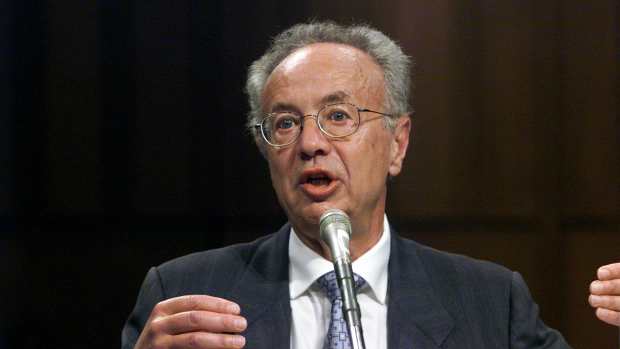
{"left": 2, "top": 1, "right": 618, "bottom": 348}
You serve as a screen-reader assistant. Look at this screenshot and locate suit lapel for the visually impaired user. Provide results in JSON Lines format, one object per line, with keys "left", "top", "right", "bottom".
{"left": 224, "top": 225, "right": 456, "bottom": 348}
{"left": 228, "top": 224, "right": 292, "bottom": 349}
{"left": 387, "top": 232, "right": 454, "bottom": 349}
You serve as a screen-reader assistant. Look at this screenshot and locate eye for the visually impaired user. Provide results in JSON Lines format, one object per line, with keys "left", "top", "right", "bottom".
{"left": 328, "top": 111, "right": 350, "bottom": 122}
{"left": 274, "top": 115, "right": 298, "bottom": 130}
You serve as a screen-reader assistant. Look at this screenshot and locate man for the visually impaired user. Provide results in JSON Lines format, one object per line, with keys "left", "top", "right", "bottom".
{"left": 122, "top": 22, "right": 620, "bottom": 349}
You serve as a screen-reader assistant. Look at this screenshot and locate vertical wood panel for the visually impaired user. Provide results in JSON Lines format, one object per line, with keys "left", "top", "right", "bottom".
{"left": 560, "top": 0, "right": 618, "bottom": 217}
{"left": 134, "top": 1, "right": 192, "bottom": 213}
{"left": 476, "top": 1, "right": 540, "bottom": 215}
{"left": 12, "top": 1, "right": 49, "bottom": 222}
{"left": 387, "top": 1, "right": 465, "bottom": 216}
{"left": 0, "top": 0, "right": 13, "bottom": 215}
{"left": 46, "top": 1, "right": 102, "bottom": 213}
{"left": 385, "top": 0, "right": 560, "bottom": 217}
{"left": 98, "top": 0, "right": 137, "bottom": 215}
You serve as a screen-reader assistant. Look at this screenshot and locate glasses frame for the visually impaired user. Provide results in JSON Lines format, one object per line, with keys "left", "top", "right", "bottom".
{"left": 254, "top": 102, "right": 394, "bottom": 148}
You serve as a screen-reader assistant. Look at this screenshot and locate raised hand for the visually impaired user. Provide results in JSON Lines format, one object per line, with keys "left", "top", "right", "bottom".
{"left": 134, "top": 295, "right": 247, "bottom": 349}
{"left": 589, "top": 263, "right": 620, "bottom": 326}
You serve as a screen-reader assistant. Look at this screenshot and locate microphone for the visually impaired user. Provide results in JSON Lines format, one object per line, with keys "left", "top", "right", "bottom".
{"left": 319, "top": 209, "right": 366, "bottom": 349}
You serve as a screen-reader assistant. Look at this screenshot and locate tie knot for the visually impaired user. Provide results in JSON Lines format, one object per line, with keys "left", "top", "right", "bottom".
{"left": 316, "top": 271, "right": 366, "bottom": 302}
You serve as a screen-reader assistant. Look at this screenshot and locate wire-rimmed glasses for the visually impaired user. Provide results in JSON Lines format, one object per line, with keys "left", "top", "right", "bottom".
{"left": 254, "top": 102, "right": 393, "bottom": 147}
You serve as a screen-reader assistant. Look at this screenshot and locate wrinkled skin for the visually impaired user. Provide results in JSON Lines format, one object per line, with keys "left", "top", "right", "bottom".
{"left": 260, "top": 43, "right": 411, "bottom": 260}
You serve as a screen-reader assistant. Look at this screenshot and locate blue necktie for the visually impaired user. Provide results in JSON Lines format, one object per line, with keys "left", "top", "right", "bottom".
{"left": 317, "top": 271, "right": 366, "bottom": 349}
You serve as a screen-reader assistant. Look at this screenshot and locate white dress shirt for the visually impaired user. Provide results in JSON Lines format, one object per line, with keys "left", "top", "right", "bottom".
{"left": 289, "top": 216, "right": 390, "bottom": 349}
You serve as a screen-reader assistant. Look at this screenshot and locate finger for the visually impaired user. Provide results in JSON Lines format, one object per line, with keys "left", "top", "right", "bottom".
{"left": 597, "top": 263, "right": 620, "bottom": 281}
{"left": 589, "top": 295, "right": 620, "bottom": 311}
{"left": 590, "top": 279, "right": 620, "bottom": 295}
{"left": 170, "top": 332, "right": 245, "bottom": 349}
{"left": 153, "top": 310, "right": 247, "bottom": 335}
{"left": 595, "top": 308, "right": 620, "bottom": 327}
{"left": 154, "top": 295, "right": 241, "bottom": 316}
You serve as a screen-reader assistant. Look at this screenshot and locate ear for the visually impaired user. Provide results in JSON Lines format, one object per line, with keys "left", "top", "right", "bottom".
{"left": 388, "top": 114, "right": 411, "bottom": 177}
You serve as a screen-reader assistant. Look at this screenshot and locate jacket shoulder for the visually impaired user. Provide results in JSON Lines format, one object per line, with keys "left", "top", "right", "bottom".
{"left": 412, "top": 238, "right": 514, "bottom": 282}
{"left": 397, "top": 236, "right": 515, "bottom": 315}
{"left": 406, "top": 239, "right": 571, "bottom": 348}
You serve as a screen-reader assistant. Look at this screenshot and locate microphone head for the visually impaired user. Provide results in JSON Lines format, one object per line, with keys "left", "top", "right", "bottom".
{"left": 319, "top": 209, "right": 352, "bottom": 263}
{"left": 319, "top": 208, "right": 351, "bottom": 243}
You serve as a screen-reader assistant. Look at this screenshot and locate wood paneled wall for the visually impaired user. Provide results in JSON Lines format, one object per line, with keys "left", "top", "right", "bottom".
{"left": 4, "top": 1, "right": 617, "bottom": 348}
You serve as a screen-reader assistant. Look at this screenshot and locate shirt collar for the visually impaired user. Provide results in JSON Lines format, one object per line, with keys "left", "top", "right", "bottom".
{"left": 288, "top": 214, "right": 391, "bottom": 304}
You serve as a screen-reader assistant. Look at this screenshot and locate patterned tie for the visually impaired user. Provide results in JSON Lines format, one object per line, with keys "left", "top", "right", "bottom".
{"left": 317, "top": 271, "right": 366, "bottom": 349}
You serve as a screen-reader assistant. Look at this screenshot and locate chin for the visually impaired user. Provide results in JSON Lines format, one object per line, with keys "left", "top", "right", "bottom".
{"left": 299, "top": 206, "right": 324, "bottom": 224}
{"left": 303, "top": 201, "right": 347, "bottom": 222}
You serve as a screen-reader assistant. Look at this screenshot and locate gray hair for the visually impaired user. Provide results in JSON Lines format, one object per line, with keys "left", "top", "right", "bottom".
{"left": 245, "top": 21, "right": 412, "bottom": 137}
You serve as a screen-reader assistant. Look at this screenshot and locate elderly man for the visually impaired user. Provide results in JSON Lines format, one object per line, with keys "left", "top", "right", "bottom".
{"left": 122, "top": 22, "right": 620, "bottom": 349}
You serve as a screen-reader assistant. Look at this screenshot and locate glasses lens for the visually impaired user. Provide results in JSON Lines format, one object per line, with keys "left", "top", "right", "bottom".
{"left": 318, "top": 103, "right": 359, "bottom": 137}
{"left": 262, "top": 113, "right": 301, "bottom": 146}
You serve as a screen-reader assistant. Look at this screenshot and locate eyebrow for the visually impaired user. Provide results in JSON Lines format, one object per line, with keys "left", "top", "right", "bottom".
{"left": 269, "top": 102, "right": 298, "bottom": 113}
{"left": 267, "top": 91, "right": 352, "bottom": 114}
{"left": 319, "top": 91, "right": 351, "bottom": 105}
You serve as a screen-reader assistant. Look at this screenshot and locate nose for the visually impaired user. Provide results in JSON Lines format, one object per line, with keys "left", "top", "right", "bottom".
{"left": 297, "top": 116, "right": 331, "bottom": 159}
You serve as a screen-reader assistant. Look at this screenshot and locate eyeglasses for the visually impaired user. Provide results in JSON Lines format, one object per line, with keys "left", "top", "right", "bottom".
{"left": 254, "top": 102, "right": 393, "bottom": 147}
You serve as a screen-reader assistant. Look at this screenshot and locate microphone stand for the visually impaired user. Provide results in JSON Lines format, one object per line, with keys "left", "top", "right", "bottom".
{"left": 320, "top": 210, "right": 366, "bottom": 349}
{"left": 332, "top": 256, "right": 366, "bottom": 349}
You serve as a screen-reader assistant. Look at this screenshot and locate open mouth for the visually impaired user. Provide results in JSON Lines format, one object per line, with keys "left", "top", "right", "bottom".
{"left": 300, "top": 169, "right": 334, "bottom": 186}
{"left": 299, "top": 169, "right": 338, "bottom": 200}
{"left": 306, "top": 174, "right": 332, "bottom": 186}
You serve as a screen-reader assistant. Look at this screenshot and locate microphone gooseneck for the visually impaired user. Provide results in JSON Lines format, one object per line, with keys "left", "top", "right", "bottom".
{"left": 319, "top": 209, "right": 366, "bottom": 349}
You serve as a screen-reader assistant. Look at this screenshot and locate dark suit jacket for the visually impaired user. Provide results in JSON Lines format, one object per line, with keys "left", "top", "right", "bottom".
{"left": 122, "top": 224, "right": 571, "bottom": 348}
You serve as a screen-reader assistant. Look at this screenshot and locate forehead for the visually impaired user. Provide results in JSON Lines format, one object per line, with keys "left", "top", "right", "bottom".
{"left": 261, "top": 43, "right": 385, "bottom": 110}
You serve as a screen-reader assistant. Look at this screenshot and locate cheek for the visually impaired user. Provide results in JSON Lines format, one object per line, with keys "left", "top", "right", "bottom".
{"left": 347, "top": 131, "right": 391, "bottom": 182}
{"left": 267, "top": 151, "right": 295, "bottom": 190}
{"left": 360, "top": 128, "right": 391, "bottom": 159}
